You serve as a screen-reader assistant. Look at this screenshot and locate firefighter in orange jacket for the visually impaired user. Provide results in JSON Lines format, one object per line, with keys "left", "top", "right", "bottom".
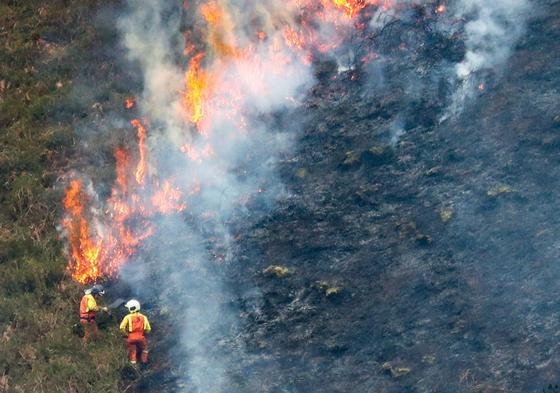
{"left": 79, "top": 284, "right": 108, "bottom": 343}
{"left": 120, "top": 299, "right": 151, "bottom": 365}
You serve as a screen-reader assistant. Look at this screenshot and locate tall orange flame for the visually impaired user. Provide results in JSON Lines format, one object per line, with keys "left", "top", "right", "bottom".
{"left": 62, "top": 180, "right": 102, "bottom": 284}
{"left": 62, "top": 121, "right": 187, "bottom": 284}
{"left": 184, "top": 53, "right": 212, "bottom": 127}
{"left": 131, "top": 119, "right": 147, "bottom": 184}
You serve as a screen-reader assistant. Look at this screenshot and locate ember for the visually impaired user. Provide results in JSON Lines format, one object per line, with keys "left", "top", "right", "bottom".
{"left": 124, "top": 97, "right": 135, "bottom": 109}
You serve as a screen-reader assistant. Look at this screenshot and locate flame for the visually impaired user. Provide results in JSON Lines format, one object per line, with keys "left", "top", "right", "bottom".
{"left": 63, "top": 179, "right": 84, "bottom": 217}
{"left": 62, "top": 180, "right": 102, "bottom": 284}
{"left": 131, "top": 119, "right": 147, "bottom": 184}
{"left": 361, "top": 51, "right": 379, "bottom": 64}
{"left": 330, "top": 0, "right": 367, "bottom": 17}
{"left": 199, "top": 1, "right": 240, "bottom": 58}
{"left": 62, "top": 121, "right": 187, "bottom": 284}
{"left": 184, "top": 53, "right": 213, "bottom": 130}
{"left": 181, "top": 0, "right": 392, "bottom": 134}
{"left": 436, "top": 4, "right": 446, "bottom": 14}
{"left": 114, "top": 148, "right": 130, "bottom": 196}
{"left": 152, "top": 181, "right": 187, "bottom": 213}
{"left": 283, "top": 26, "right": 306, "bottom": 50}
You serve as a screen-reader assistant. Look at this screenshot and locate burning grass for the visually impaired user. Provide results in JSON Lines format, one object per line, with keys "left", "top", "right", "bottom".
{"left": 59, "top": 0, "right": 455, "bottom": 288}
{"left": 64, "top": 0, "right": 402, "bottom": 285}
{"left": 62, "top": 119, "right": 188, "bottom": 284}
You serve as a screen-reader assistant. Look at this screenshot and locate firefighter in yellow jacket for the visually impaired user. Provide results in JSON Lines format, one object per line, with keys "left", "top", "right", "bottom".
{"left": 120, "top": 299, "right": 151, "bottom": 365}
{"left": 79, "top": 284, "right": 108, "bottom": 343}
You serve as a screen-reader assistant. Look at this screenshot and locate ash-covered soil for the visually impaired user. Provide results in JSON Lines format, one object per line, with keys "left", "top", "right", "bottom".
{"left": 226, "top": 3, "right": 560, "bottom": 393}
{"left": 127, "top": 1, "right": 560, "bottom": 392}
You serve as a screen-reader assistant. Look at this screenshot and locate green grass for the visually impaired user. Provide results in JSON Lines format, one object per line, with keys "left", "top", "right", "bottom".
{"left": 0, "top": 1, "right": 131, "bottom": 391}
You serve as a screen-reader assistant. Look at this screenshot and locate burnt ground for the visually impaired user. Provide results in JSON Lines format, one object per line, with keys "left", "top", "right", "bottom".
{"left": 117, "top": 1, "right": 560, "bottom": 392}
{"left": 225, "top": 2, "right": 560, "bottom": 393}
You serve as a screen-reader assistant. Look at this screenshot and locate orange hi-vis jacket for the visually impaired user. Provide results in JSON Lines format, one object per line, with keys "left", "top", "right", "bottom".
{"left": 79, "top": 294, "right": 99, "bottom": 320}
{"left": 120, "top": 312, "right": 151, "bottom": 340}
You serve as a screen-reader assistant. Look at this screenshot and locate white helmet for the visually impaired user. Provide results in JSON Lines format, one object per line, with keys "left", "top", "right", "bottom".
{"left": 125, "top": 299, "right": 141, "bottom": 312}
{"left": 84, "top": 284, "right": 104, "bottom": 296}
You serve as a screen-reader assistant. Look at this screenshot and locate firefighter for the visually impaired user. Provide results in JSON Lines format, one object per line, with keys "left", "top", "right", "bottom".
{"left": 120, "top": 299, "right": 151, "bottom": 366}
{"left": 79, "top": 284, "right": 108, "bottom": 343}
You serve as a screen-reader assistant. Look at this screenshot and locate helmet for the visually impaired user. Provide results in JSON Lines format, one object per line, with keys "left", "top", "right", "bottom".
{"left": 125, "top": 299, "right": 141, "bottom": 313}
{"left": 90, "top": 284, "right": 105, "bottom": 296}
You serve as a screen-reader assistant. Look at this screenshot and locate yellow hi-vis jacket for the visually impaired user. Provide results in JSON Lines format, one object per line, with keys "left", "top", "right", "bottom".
{"left": 80, "top": 294, "right": 99, "bottom": 319}
{"left": 120, "top": 312, "right": 151, "bottom": 338}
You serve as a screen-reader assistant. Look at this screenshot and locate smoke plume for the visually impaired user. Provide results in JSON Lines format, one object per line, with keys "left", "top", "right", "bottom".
{"left": 449, "top": 0, "right": 530, "bottom": 114}
{"left": 117, "top": 0, "right": 313, "bottom": 390}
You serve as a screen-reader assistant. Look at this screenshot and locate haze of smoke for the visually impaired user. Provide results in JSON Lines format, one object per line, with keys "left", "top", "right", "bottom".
{"left": 389, "top": 118, "right": 405, "bottom": 146}
{"left": 117, "top": 0, "right": 313, "bottom": 391}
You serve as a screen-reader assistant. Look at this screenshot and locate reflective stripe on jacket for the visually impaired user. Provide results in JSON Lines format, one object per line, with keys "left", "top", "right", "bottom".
{"left": 79, "top": 294, "right": 98, "bottom": 319}
{"left": 120, "top": 312, "right": 151, "bottom": 339}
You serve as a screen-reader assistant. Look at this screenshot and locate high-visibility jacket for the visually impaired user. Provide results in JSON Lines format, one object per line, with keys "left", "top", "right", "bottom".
{"left": 79, "top": 294, "right": 99, "bottom": 320}
{"left": 120, "top": 312, "right": 151, "bottom": 340}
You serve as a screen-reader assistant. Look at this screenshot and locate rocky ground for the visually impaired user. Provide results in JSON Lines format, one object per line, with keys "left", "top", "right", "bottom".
{"left": 108, "top": 1, "right": 560, "bottom": 392}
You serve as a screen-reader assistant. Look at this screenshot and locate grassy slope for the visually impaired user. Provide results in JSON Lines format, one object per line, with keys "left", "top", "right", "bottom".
{"left": 0, "top": 1, "right": 130, "bottom": 391}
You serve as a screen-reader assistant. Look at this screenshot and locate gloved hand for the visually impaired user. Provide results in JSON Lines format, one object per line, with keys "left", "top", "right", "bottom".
{"left": 102, "top": 307, "right": 109, "bottom": 312}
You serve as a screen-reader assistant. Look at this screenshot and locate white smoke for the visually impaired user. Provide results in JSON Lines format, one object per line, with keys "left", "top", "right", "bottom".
{"left": 389, "top": 118, "right": 405, "bottom": 146}
{"left": 118, "top": 0, "right": 184, "bottom": 129}
{"left": 364, "top": 0, "right": 531, "bottom": 116}
{"left": 454, "top": 0, "right": 529, "bottom": 79}
{"left": 448, "top": 0, "right": 530, "bottom": 115}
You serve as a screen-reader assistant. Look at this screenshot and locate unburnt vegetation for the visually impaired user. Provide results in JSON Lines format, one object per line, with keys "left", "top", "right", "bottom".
{"left": 0, "top": 1, "right": 132, "bottom": 391}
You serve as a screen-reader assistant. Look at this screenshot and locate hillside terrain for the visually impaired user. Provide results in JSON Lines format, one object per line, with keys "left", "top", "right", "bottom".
{"left": 2, "top": 1, "right": 560, "bottom": 393}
